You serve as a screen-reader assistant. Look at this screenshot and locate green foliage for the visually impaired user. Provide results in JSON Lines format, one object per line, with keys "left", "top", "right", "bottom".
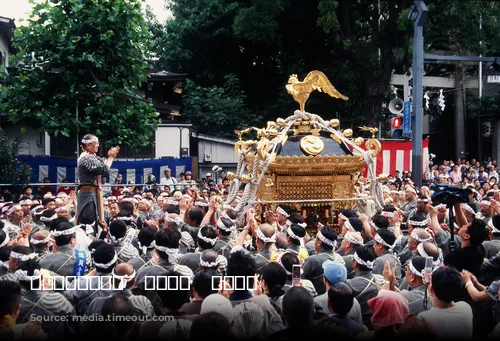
{"left": 182, "top": 74, "right": 262, "bottom": 139}
{"left": 0, "top": 128, "right": 31, "bottom": 189}
{"left": 0, "top": 0, "right": 157, "bottom": 149}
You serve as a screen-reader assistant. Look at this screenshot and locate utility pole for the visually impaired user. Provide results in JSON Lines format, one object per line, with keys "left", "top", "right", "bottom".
{"left": 409, "top": 0, "right": 428, "bottom": 187}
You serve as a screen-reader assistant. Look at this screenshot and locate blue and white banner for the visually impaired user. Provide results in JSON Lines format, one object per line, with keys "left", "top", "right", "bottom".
{"left": 19, "top": 156, "right": 193, "bottom": 185}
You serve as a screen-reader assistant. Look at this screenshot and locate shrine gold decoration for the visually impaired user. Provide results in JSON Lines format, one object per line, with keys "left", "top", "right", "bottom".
{"left": 300, "top": 135, "right": 325, "bottom": 155}
{"left": 358, "top": 126, "right": 379, "bottom": 139}
{"left": 227, "top": 69, "right": 385, "bottom": 218}
{"left": 286, "top": 71, "right": 348, "bottom": 112}
{"left": 365, "top": 138, "right": 382, "bottom": 157}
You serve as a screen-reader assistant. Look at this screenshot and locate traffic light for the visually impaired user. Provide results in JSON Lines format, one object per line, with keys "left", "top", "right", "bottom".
{"left": 391, "top": 117, "right": 403, "bottom": 138}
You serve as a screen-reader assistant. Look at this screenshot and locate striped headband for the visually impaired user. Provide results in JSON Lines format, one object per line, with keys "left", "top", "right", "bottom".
{"left": 257, "top": 227, "right": 276, "bottom": 243}
{"left": 217, "top": 219, "right": 235, "bottom": 232}
{"left": 407, "top": 218, "right": 429, "bottom": 228}
{"left": 353, "top": 252, "right": 373, "bottom": 269}
{"left": 344, "top": 232, "right": 364, "bottom": 246}
{"left": 316, "top": 230, "right": 337, "bottom": 249}
{"left": 52, "top": 226, "right": 78, "bottom": 237}
{"left": 344, "top": 219, "right": 356, "bottom": 233}
{"left": 286, "top": 227, "right": 304, "bottom": 247}
{"left": 10, "top": 251, "right": 38, "bottom": 262}
{"left": 374, "top": 233, "right": 396, "bottom": 252}
{"left": 197, "top": 229, "right": 218, "bottom": 245}
{"left": 195, "top": 201, "right": 209, "bottom": 207}
{"left": 277, "top": 207, "right": 290, "bottom": 217}
{"left": 488, "top": 220, "right": 500, "bottom": 234}
{"left": 94, "top": 253, "right": 118, "bottom": 269}
{"left": 0, "top": 234, "right": 10, "bottom": 248}
{"left": 410, "top": 230, "right": 433, "bottom": 243}
{"left": 30, "top": 234, "right": 51, "bottom": 245}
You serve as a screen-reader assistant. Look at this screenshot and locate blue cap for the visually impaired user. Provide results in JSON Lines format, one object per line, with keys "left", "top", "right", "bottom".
{"left": 322, "top": 261, "right": 347, "bottom": 284}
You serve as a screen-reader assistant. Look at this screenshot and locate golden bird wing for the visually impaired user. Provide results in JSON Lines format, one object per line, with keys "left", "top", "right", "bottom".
{"left": 303, "top": 70, "right": 349, "bottom": 100}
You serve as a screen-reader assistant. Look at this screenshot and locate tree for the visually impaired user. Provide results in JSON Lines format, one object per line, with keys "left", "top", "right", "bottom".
{"left": 182, "top": 74, "right": 262, "bottom": 138}
{"left": 0, "top": 128, "right": 31, "bottom": 191}
{"left": 0, "top": 0, "right": 157, "bottom": 149}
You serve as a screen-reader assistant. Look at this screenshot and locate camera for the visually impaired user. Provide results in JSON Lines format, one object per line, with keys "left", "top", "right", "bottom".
{"left": 431, "top": 184, "right": 471, "bottom": 206}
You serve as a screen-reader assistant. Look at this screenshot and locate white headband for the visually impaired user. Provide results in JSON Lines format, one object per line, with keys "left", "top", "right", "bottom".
{"left": 416, "top": 243, "right": 443, "bottom": 266}
{"left": 30, "top": 234, "right": 51, "bottom": 245}
{"left": 217, "top": 219, "right": 235, "bottom": 232}
{"left": 481, "top": 200, "right": 492, "bottom": 206}
{"left": 408, "top": 259, "right": 423, "bottom": 277}
{"left": 154, "top": 244, "right": 179, "bottom": 263}
{"left": 316, "top": 230, "right": 337, "bottom": 249}
{"left": 7, "top": 205, "right": 22, "bottom": 215}
{"left": 287, "top": 227, "right": 304, "bottom": 247}
{"left": 40, "top": 213, "right": 58, "bottom": 223}
{"left": 344, "top": 219, "right": 356, "bottom": 233}
{"left": 221, "top": 211, "right": 237, "bottom": 224}
{"left": 137, "top": 240, "right": 156, "bottom": 255}
{"left": 277, "top": 207, "right": 290, "bottom": 217}
{"left": 410, "top": 230, "right": 433, "bottom": 243}
{"left": 339, "top": 213, "right": 348, "bottom": 221}
{"left": 257, "top": 227, "right": 276, "bottom": 243}
{"left": 197, "top": 229, "right": 218, "bottom": 245}
{"left": 52, "top": 226, "right": 78, "bottom": 237}
{"left": 374, "top": 233, "right": 396, "bottom": 252}
{"left": 353, "top": 252, "right": 373, "bottom": 269}
{"left": 111, "top": 267, "right": 136, "bottom": 285}
{"left": 195, "top": 201, "right": 209, "bottom": 207}
{"left": 82, "top": 137, "right": 98, "bottom": 144}
{"left": 167, "top": 200, "right": 179, "bottom": 206}
{"left": 0, "top": 234, "right": 9, "bottom": 248}
{"left": 488, "top": 220, "right": 500, "bottom": 234}
{"left": 381, "top": 211, "right": 395, "bottom": 218}
{"left": 30, "top": 205, "right": 44, "bottom": 216}
{"left": 462, "top": 204, "right": 476, "bottom": 215}
{"left": 433, "top": 204, "right": 445, "bottom": 210}
{"left": 107, "top": 231, "right": 127, "bottom": 244}
{"left": 344, "top": 232, "right": 364, "bottom": 245}
{"left": 10, "top": 251, "right": 38, "bottom": 262}
{"left": 407, "top": 218, "right": 429, "bottom": 228}
{"left": 94, "top": 253, "right": 118, "bottom": 269}
{"left": 370, "top": 221, "right": 380, "bottom": 231}
{"left": 199, "top": 254, "right": 220, "bottom": 268}
{"left": 14, "top": 269, "right": 41, "bottom": 281}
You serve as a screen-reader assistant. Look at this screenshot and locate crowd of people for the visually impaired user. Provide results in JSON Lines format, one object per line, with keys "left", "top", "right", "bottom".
{"left": 1, "top": 151, "right": 500, "bottom": 340}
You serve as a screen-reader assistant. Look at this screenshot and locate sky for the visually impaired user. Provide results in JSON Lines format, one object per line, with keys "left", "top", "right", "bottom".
{"left": 0, "top": 0, "right": 172, "bottom": 24}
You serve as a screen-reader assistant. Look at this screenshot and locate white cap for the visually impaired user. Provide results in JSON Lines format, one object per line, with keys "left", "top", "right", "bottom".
{"left": 200, "top": 294, "right": 233, "bottom": 323}
{"left": 206, "top": 173, "right": 212, "bottom": 177}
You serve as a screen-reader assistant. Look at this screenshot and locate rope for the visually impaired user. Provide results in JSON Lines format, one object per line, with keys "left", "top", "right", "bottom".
{"left": 249, "top": 197, "right": 375, "bottom": 204}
